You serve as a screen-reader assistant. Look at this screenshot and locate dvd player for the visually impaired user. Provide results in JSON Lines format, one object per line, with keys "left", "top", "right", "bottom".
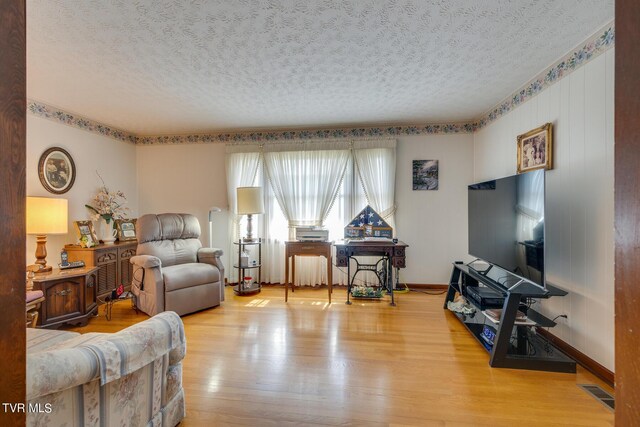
{"left": 465, "top": 285, "right": 505, "bottom": 309}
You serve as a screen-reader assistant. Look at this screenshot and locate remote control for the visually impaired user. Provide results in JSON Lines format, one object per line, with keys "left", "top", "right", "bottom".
{"left": 59, "top": 260, "right": 85, "bottom": 270}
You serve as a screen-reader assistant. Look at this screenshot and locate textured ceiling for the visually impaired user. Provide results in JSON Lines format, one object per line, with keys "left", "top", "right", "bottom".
{"left": 27, "top": 0, "right": 614, "bottom": 135}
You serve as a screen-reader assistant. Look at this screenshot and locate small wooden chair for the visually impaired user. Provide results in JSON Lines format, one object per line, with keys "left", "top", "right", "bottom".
{"left": 26, "top": 290, "right": 45, "bottom": 327}
{"left": 26, "top": 265, "right": 45, "bottom": 327}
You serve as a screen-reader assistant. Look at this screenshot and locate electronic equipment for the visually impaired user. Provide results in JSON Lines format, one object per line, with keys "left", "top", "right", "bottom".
{"left": 480, "top": 324, "right": 497, "bottom": 349}
{"left": 60, "top": 248, "right": 69, "bottom": 267}
{"left": 58, "top": 260, "right": 85, "bottom": 270}
{"left": 466, "top": 285, "right": 505, "bottom": 309}
{"left": 295, "top": 227, "right": 329, "bottom": 242}
{"left": 468, "top": 169, "right": 546, "bottom": 288}
{"left": 483, "top": 308, "right": 536, "bottom": 326}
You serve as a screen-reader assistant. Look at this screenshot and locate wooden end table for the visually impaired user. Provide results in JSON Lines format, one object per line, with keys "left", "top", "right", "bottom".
{"left": 31, "top": 266, "right": 99, "bottom": 328}
{"left": 284, "top": 241, "right": 333, "bottom": 303}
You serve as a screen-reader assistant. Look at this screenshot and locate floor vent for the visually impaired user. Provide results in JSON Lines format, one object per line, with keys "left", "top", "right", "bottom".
{"left": 579, "top": 384, "right": 615, "bottom": 411}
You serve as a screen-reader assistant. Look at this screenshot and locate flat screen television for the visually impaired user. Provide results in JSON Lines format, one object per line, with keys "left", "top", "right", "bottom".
{"left": 468, "top": 169, "right": 545, "bottom": 288}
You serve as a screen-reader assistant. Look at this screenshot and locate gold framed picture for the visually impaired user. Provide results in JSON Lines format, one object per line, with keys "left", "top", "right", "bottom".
{"left": 517, "top": 123, "right": 553, "bottom": 174}
{"left": 74, "top": 220, "right": 98, "bottom": 247}
{"left": 115, "top": 218, "right": 137, "bottom": 241}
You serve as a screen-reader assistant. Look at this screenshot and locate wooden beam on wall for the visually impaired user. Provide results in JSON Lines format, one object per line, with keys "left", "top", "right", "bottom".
{"left": 0, "top": 0, "right": 26, "bottom": 425}
{"left": 615, "top": 0, "right": 640, "bottom": 424}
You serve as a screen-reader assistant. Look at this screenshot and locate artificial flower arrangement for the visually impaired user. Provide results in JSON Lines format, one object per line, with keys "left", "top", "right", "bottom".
{"left": 351, "top": 285, "right": 383, "bottom": 299}
{"left": 85, "top": 174, "right": 129, "bottom": 225}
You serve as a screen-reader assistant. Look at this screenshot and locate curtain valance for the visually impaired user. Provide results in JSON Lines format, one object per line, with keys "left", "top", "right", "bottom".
{"left": 225, "top": 137, "right": 396, "bottom": 153}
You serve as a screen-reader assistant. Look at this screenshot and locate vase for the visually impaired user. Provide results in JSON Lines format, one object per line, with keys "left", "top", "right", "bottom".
{"left": 100, "top": 218, "right": 117, "bottom": 245}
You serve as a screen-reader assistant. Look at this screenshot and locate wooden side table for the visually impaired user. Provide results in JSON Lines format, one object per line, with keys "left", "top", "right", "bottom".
{"left": 284, "top": 241, "right": 333, "bottom": 303}
{"left": 32, "top": 266, "right": 99, "bottom": 328}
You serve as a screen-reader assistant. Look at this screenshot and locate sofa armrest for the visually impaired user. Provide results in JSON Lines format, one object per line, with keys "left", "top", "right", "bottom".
{"left": 130, "top": 254, "right": 161, "bottom": 269}
{"left": 130, "top": 255, "right": 165, "bottom": 316}
{"left": 198, "top": 247, "right": 224, "bottom": 277}
{"left": 83, "top": 311, "right": 185, "bottom": 385}
{"left": 27, "top": 347, "right": 99, "bottom": 400}
{"left": 198, "top": 247, "right": 225, "bottom": 301}
{"left": 198, "top": 247, "right": 223, "bottom": 259}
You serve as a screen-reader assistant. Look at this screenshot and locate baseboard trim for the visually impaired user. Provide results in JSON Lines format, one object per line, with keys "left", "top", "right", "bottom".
{"left": 234, "top": 283, "right": 448, "bottom": 290}
{"left": 406, "top": 283, "right": 448, "bottom": 290}
{"left": 232, "top": 279, "right": 449, "bottom": 291}
{"left": 536, "top": 328, "right": 614, "bottom": 387}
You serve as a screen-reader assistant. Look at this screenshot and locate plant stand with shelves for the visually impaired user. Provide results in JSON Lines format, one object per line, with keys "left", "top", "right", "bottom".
{"left": 234, "top": 239, "right": 262, "bottom": 295}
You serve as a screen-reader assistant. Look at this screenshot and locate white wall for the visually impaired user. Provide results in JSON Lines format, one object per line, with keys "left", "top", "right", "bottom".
{"left": 473, "top": 49, "right": 615, "bottom": 370}
{"left": 26, "top": 115, "right": 138, "bottom": 264}
{"left": 395, "top": 134, "right": 475, "bottom": 284}
{"left": 135, "top": 143, "right": 230, "bottom": 268}
{"left": 135, "top": 135, "right": 474, "bottom": 285}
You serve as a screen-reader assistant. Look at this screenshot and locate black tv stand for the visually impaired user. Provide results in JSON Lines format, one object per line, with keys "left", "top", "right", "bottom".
{"left": 444, "top": 263, "right": 576, "bottom": 373}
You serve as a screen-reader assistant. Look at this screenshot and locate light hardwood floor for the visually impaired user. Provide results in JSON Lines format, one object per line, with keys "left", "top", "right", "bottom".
{"left": 71, "top": 286, "right": 614, "bottom": 426}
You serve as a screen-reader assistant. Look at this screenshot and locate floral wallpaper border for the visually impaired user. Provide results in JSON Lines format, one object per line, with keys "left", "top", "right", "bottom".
{"left": 474, "top": 24, "right": 615, "bottom": 130}
{"left": 135, "top": 123, "right": 475, "bottom": 145}
{"left": 27, "top": 102, "right": 138, "bottom": 144}
{"left": 27, "top": 24, "right": 614, "bottom": 145}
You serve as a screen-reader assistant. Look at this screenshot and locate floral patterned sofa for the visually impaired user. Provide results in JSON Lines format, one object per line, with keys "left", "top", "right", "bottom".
{"left": 26, "top": 311, "right": 186, "bottom": 427}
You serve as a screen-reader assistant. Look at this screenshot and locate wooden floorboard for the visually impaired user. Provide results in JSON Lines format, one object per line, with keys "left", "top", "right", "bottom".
{"left": 69, "top": 286, "right": 614, "bottom": 426}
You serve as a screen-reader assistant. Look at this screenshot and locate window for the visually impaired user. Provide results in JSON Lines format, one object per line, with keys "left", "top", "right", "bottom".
{"left": 226, "top": 139, "right": 395, "bottom": 285}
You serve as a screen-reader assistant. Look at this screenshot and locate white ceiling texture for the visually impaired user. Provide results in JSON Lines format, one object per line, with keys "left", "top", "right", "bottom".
{"left": 27, "top": 0, "right": 614, "bottom": 135}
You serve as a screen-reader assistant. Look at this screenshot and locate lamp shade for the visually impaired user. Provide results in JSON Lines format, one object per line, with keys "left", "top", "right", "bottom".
{"left": 26, "top": 197, "right": 68, "bottom": 235}
{"left": 237, "top": 187, "right": 264, "bottom": 215}
{"left": 208, "top": 206, "right": 222, "bottom": 221}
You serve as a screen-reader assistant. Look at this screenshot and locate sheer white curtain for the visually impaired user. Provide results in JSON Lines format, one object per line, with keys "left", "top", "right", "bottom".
{"left": 225, "top": 149, "right": 260, "bottom": 283}
{"left": 264, "top": 145, "right": 349, "bottom": 234}
{"left": 261, "top": 155, "right": 363, "bottom": 286}
{"left": 262, "top": 142, "right": 349, "bottom": 286}
{"left": 256, "top": 162, "right": 287, "bottom": 285}
{"left": 353, "top": 139, "right": 397, "bottom": 231}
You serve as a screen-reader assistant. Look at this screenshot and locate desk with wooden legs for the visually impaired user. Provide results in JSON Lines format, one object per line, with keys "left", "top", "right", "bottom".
{"left": 284, "top": 241, "right": 333, "bottom": 303}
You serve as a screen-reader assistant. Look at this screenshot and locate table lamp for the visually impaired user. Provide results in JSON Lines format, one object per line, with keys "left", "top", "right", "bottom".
{"left": 26, "top": 196, "right": 68, "bottom": 272}
{"left": 236, "top": 187, "right": 264, "bottom": 242}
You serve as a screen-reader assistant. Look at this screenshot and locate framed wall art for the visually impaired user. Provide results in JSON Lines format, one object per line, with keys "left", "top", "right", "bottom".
{"left": 412, "top": 160, "right": 439, "bottom": 190}
{"left": 517, "top": 123, "right": 553, "bottom": 173}
{"left": 74, "top": 220, "right": 98, "bottom": 248}
{"left": 38, "top": 147, "right": 76, "bottom": 194}
{"left": 115, "top": 218, "right": 137, "bottom": 241}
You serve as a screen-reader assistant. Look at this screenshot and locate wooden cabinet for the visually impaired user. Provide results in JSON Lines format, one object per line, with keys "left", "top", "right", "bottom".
{"left": 32, "top": 267, "right": 99, "bottom": 328}
{"left": 65, "top": 241, "right": 137, "bottom": 298}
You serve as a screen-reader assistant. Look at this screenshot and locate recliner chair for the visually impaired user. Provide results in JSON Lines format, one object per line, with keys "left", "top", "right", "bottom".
{"left": 130, "top": 213, "right": 225, "bottom": 316}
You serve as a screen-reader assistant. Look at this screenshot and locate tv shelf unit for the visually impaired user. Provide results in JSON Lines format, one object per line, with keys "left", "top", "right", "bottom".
{"left": 444, "top": 263, "right": 576, "bottom": 373}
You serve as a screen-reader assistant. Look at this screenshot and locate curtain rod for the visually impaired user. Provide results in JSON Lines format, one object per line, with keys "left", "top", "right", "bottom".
{"left": 225, "top": 136, "right": 396, "bottom": 147}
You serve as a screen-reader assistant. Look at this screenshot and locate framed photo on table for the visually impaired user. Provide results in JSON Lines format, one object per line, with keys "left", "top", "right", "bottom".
{"left": 74, "top": 220, "right": 98, "bottom": 247}
{"left": 517, "top": 123, "right": 553, "bottom": 173}
{"left": 115, "top": 219, "right": 137, "bottom": 241}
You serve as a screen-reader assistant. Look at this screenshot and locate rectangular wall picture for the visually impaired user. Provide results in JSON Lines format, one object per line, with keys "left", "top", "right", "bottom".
{"left": 413, "top": 160, "right": 439, "bottom": 190}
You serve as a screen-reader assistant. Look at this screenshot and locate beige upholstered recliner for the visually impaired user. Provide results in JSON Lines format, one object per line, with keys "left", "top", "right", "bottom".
{"left": 131, "top": 213, "right": 225, "bottom": 316}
